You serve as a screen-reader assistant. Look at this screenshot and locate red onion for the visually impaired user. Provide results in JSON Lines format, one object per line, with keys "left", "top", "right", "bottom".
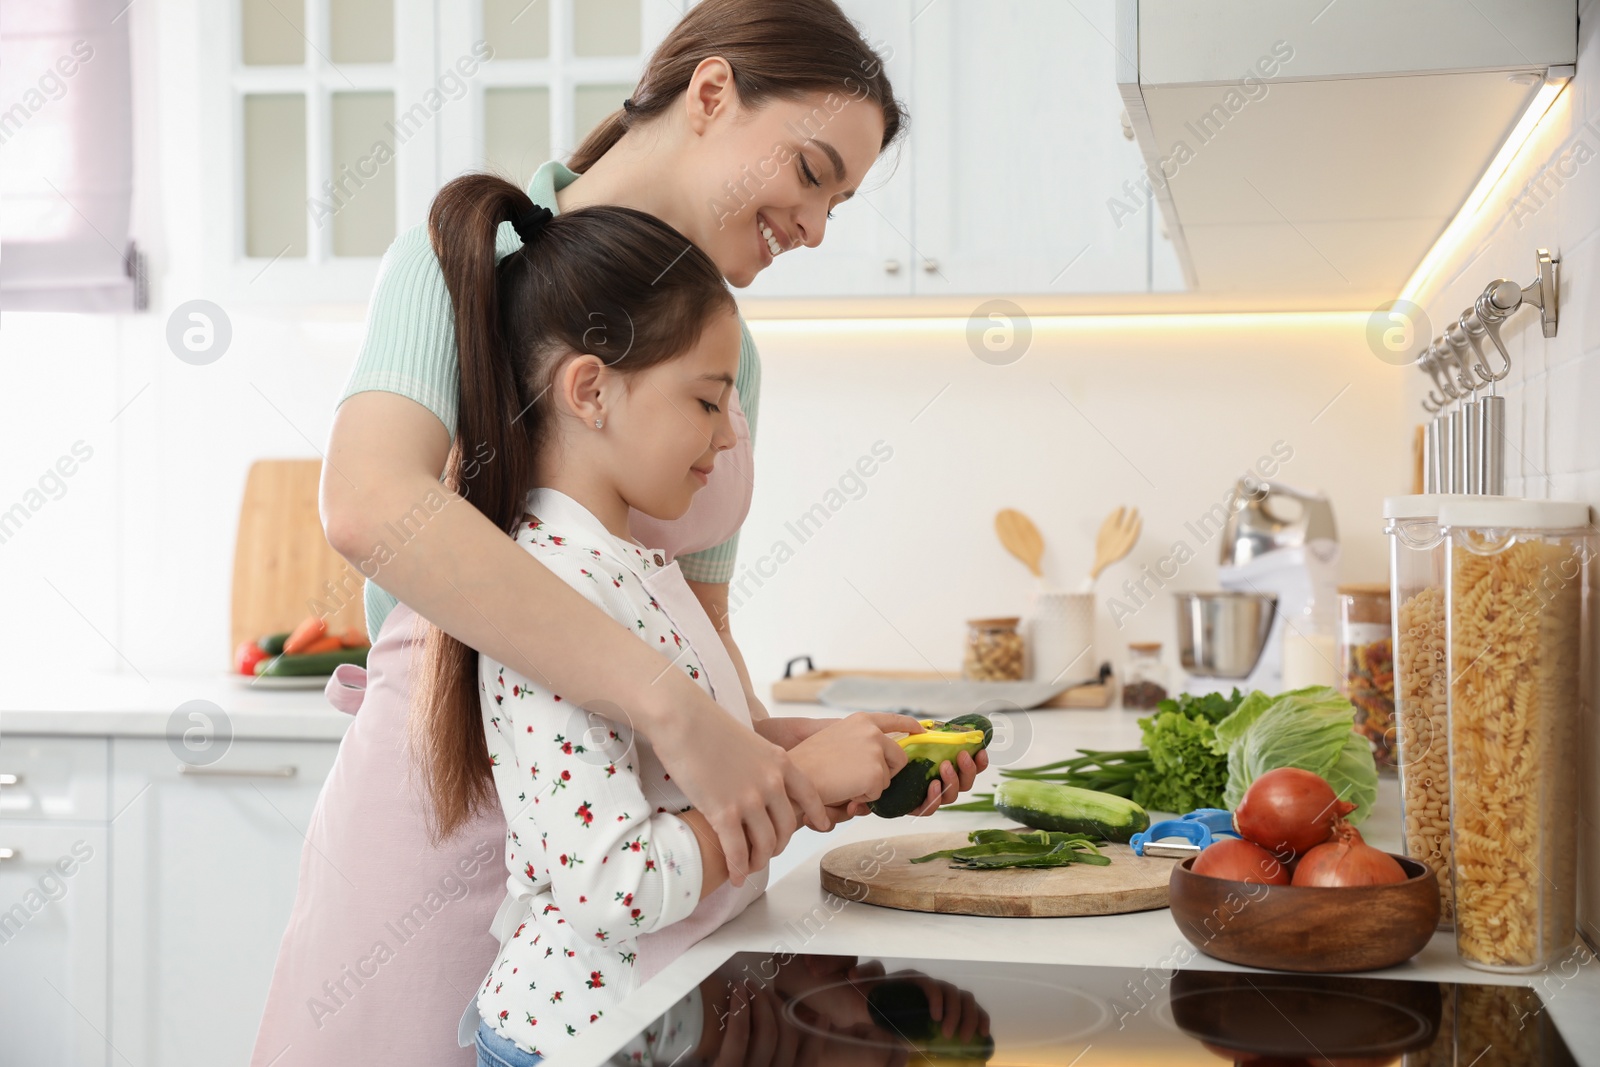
{"left": 1191, "top": 837, "right": 1291, "bottom": 885}
{"left": 1291, "top": 825, "right": 1406, "bottom": 887}
{"left": 1235, "top": 767, "right": 1357, "bottom": 860}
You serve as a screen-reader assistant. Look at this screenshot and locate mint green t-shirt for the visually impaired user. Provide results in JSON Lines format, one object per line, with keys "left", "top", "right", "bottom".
{"left": 338, "top": 160, "right": 762, "bottom": 640}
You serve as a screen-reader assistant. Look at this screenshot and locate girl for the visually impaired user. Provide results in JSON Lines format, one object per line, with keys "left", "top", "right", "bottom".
{"left": 252, "top": 3, "right": 985, "bottom": 1064}
{"left": 421, "top": 177, "right": 911, "bottom": 1066}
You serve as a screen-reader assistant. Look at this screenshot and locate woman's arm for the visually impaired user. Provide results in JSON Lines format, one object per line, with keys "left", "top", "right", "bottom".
{"left": 322, "top": 391, "right": 825, "bottom": 884}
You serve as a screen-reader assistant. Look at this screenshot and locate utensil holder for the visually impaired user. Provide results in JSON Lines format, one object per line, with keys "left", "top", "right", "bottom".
{"left": 1023, "top": 590, "right": 1096, "bottom": 686}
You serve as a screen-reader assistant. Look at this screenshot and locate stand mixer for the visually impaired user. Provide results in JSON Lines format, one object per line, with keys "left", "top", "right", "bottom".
{"left": 1177, "top": 479, "right": 1340, "bottom": 694}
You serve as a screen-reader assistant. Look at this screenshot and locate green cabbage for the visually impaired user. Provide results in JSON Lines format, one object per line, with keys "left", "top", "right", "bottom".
{"left": 1213, "top": 685, "right": 1379, "bottom": 822}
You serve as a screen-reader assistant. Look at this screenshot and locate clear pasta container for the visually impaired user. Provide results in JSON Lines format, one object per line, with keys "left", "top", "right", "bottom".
{"left": 1440, "top": 498, "right": 1591, "bottom": 972}
{"left": 1385, "top": 494, "right": 1466, "bottom": 929}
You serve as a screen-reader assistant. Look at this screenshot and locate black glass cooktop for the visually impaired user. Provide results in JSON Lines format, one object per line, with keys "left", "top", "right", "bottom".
{"left": 598, "top": 952, "right": 1580, "bottom": 1066}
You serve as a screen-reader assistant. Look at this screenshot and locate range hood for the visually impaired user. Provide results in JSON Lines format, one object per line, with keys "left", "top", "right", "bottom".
{"left": 1117, "top": 0, "right": 1576, "bottom": 307}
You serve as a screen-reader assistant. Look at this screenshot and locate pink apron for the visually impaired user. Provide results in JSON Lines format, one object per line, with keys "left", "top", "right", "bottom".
{"left": 251, "top": 390, "right": 752, "bottom": 1067}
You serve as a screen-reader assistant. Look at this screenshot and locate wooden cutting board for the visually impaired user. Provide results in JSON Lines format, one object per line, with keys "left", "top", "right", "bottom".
{"left": 771, "top": 668, "right": 1114, "bottom": 709}
{"left": 229, "top": 459, "right": 365, "bottom": 660}
{"left": 820, "top": 831, "right": 1175, "bottom": 918}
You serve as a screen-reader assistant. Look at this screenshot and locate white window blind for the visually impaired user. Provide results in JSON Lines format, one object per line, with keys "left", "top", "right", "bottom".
{"left": 0, "top": 0, "right": 142, "bottom": 311}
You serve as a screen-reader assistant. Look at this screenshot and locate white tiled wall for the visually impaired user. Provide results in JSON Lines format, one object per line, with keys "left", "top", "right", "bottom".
{"left": 1403, "top": 0, "right": 1600, "bottom": 954}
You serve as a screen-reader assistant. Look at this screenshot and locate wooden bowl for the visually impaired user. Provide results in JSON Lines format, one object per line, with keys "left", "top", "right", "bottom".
{"left": 1168, "top": 853, "right": 1440, "bottom": 973}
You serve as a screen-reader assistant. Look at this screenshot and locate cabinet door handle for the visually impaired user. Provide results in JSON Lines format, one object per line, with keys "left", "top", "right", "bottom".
{"left": 177, "top": 764, "right": 298, "bottom": 779}
{"left": 922, "top": 258, "right": 940, "bottom": 273}
{"left": 0, "top": 774, "right": 19, "bottom": 787}
{"left": 883, "top": 259, "right": 902, "bottom": 274}
{"left": 0, "top": 848, "right": 17, "bottom": 862}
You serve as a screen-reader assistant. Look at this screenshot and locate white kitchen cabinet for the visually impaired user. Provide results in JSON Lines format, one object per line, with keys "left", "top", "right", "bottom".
{"left": 906, "top": 0, "right": 1159, "bottom": 296}
{"left": 0, "top": 736, "right": 109, "bottom": 822}
{"left": 107, "top": 737, "right": 339, "bottom": 1067}
{"left": 0, "top": 823, "right": 110, "bottom": 1067}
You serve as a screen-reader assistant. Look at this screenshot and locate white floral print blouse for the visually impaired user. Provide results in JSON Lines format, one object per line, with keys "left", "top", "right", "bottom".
{"left": 475, "top": 488, "right": 723, "bottom": 1060}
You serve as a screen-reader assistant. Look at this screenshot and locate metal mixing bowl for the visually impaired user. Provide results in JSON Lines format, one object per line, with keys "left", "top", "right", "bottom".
{"left": 1174, "top": 592, "right": 1278, "bottom": 678}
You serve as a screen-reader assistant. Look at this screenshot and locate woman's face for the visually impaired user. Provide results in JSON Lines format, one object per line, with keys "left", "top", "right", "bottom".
{"left": 608, "top": 309, "right": 743, "bottom": 522}
{"left": 680, "top": 85, "right": 888, "bottom": 288}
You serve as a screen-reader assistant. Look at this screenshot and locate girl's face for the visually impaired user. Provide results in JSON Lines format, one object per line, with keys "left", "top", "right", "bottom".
{"left": 607, "top": 310, "right": 744, "bottom": 522}
{"left": 681, "top": 84, "right": 888, "bottom": 288}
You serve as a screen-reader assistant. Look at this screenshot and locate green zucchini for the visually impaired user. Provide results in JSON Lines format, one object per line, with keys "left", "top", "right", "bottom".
{"left": 870, "top": 715, "right": 992, "bottom": 819}
{"left": 993, "top": 778, "right": 1150, "bottom": 843}
{"left": 256, "top": 631, "right": 291, "bottom": 655}
{"left": 255, "top": 647, "right": 368, "bottom": 677}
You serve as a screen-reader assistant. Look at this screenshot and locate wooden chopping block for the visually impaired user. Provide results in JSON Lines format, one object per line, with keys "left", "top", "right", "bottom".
{"left": 229, "top": 458, "right": 365, "bottom": 659}
{"left": 820, "top": 831, "right": 1175, "bottom": 918}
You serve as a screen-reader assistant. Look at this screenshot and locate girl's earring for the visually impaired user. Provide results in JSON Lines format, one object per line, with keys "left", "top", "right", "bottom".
{"left": 594, "top": 418, "right": 604, "bottom": 429}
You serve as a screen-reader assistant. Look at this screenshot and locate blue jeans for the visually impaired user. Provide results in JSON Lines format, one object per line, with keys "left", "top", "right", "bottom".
{"left": 475, "top": 1019, "right": 544, "bottom": 1067}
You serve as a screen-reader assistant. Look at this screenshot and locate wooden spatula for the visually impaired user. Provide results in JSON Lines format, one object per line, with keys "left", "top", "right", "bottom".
{"left": 1081, "top": 506, "right": 1142, "bottom": 591}
{"left": 994, "top": 508, "right": 1045, "bottom": 579}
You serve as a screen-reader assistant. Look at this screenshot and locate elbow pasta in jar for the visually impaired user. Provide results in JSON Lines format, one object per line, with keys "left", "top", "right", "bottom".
{"left": 1384, "top": 495, "right": 1465, "bottom": 930}
{"left": 1442, "top": 498, "right": 1591, "bottom": 973}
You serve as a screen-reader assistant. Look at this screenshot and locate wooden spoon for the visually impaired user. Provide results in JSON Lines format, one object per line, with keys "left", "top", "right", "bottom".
{"left": 1081, "top": 506, "right": 1142, "bottom": 591}
{"left": 994, "top": 508, "right": 1045, "bottom": 579}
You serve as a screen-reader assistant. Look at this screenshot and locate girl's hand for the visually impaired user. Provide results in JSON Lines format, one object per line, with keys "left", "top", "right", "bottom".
{"left": 906, "top": 748, "right": 989, "bottom": 817}
{"left": 787, "top": 713, "right": 909, "bottom": 808}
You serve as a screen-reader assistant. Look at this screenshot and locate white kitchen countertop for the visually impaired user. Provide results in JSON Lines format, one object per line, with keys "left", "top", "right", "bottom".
{"left": 0, "top": 670, "right": 354, "bottom": 740}
{"left": 551, "top": 701, "right": 1600, "bottom": 1067}
{"left": 7, "top": 676, "right": 1596, "bottom": 1064}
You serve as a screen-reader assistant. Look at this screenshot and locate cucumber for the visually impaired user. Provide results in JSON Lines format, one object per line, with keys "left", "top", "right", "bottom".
{"left": 870, "top": 714, "right": 992, "bottom": 819}
{"left": 257, "top": 631, "right": 291, "bottom": 655}
{"left": 256, "top": 647, "right": 368, "bottom": 677}
{"left": 994, "top": 779, "right": 1150, "bottom": 843}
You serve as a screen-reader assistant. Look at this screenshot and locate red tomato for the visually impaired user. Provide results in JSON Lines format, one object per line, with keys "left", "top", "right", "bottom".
{"left": 234, "top": 640, "right": 268, "bottom": 676}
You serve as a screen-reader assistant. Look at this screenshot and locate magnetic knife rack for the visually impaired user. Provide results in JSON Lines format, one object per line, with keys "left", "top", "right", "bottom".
{"left": 1418, "top": 248, "right": 1560, "bottom": 494}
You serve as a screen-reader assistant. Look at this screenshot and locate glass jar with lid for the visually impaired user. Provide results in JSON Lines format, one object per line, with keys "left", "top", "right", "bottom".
{"left": 1122, "top": 642, "right": 1167, "bottom": 709}
{"left": 1337, "top": 582, "right": 1396, "bottom": 770}
{"left": 963, "top": 617, "right": 1025, "bottom": 681}
{"left": 1440, "top": 497, "right": 1591, "bottom": 972}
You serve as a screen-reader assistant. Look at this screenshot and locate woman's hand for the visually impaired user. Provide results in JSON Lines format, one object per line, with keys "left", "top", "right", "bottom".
{"left": 786, "top": 713, "right": 909, "bottom": 808}
{"left": 650, "top": 705, "right": 827, "bottom": 886}
{"left": 755, "top": 712, "right": 922, "bottom": 751}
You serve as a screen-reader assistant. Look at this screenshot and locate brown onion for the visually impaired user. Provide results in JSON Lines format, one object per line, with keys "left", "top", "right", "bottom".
{"left": 1235, "top": 767, "right": 1357, "bottom": 860}
{"left": 1290, "top": 825, "right": 1406, "bottom": 887}
{"left": 1191, "top": 837, "right": 1291, "bottom": 885}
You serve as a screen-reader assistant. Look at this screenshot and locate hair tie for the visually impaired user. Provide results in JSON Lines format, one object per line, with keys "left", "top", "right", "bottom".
{"left": 622, "top": 97, "right": 637, "bottom": 112}
{"left": 511, "top": 204, "right": 554, "bottom": 245}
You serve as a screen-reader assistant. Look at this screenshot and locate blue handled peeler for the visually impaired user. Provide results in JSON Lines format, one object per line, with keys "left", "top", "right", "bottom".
{"left": 1130, "top": 808, "right": 1239, "bottom": 858}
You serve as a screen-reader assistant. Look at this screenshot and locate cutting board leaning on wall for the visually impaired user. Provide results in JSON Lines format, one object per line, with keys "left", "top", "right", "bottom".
{"left": 230, "top": 459, "right": 366, "bottom": 660}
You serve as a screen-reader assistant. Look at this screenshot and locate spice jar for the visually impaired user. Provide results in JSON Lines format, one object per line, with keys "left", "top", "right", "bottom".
{"left": 1440, "top": 497, "right": 1591, "bottom": 973}
{"left": 1385, "top": 495, "right": 1464, "bottom": 930}
{"left": 1122, "top": 642, "right": 1167, "bottom": 709}
{"left": 963, "top": 617, "right": 1025, "bottom": 681}
{"left": 1337, "top": 582, "right": 1396, "bottom": 770}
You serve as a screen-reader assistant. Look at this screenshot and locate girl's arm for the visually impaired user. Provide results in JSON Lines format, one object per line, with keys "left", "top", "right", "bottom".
{"left": 322, "top": 390, "right": 825, "bottom": 884}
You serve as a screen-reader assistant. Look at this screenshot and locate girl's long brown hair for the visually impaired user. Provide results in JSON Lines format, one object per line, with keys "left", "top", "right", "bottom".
{"left": 569, "top": 0, "right": 906, "bottom": 174}
{"left": 413, "top": 173, "right": 734, "bottom": 841}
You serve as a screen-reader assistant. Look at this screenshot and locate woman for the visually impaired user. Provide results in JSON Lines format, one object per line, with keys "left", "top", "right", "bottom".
{"left": 251, "top": 3, "right": 984, "bottom": 1064}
